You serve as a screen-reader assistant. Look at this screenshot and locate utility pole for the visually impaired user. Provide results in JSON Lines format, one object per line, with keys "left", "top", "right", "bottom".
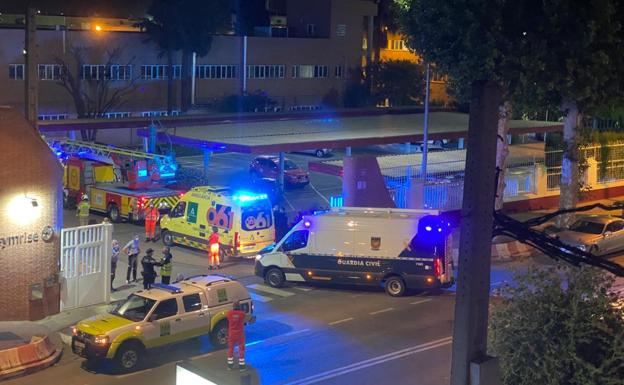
{"left": 420, "top": 62, "right": 431, "bottom": 179}
{"left": 450, "top": 80, "right": 502, "bottom": 385}
{"left": 25, "top": 6, "right": 38, "bottom": 127}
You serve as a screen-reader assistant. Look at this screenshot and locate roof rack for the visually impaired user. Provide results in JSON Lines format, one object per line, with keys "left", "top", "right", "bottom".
{"left": 150, "top": 283, "right": 183, "bottom": 293}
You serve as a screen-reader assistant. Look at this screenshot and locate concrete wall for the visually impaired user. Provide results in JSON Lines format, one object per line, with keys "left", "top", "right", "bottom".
{"left": 0, "top": 107, "right": 63, "bottom": 321}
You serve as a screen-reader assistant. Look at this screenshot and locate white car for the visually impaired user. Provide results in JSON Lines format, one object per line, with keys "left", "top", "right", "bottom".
{"left": 293, "top": 148, "right": 333, "bottom": 158}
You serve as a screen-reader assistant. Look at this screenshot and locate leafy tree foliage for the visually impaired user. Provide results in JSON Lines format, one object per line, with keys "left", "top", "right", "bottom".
{"left": 373, "top": 60, "right": 425, "bottom": 106}
{"left": 490, "top": 264, "right": 624, "bottom": 385}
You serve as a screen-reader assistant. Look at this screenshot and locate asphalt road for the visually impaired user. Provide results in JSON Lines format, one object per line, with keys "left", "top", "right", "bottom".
{"left": 6, "top": 218, "right": 456, "bottom": 385}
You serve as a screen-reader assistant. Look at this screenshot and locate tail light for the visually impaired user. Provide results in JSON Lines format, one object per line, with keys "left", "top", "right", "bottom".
{"left": 234, "top": 232, "right": 240, "bottom": 248}
{"left": 138, "top": 196, "right": 147, "bottom": 209}
{"left": 434, "top": 258, "right": 442, "bottom": 277}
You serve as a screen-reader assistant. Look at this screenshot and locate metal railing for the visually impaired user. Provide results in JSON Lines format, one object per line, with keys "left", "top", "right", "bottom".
{"left": 546, "top": 143, "right": 624, "bottom": 188}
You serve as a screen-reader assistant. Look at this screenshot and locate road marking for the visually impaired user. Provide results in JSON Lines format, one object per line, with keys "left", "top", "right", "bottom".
{"left": 190, "top": 352, "right": 213, "bottom": 360}
{"left": 248, "top": 283, "right": 294, "bottom": 297}
{"left": 249, "top": 292, "right": 273, "bottom": 303}
{"left": 282, "top": 328, "right": 311, "bottom": 337}
{"left": 115, "top": 368, "right": 153, "bottom": 378}
{"left": 410, "top": 298, "right": 433, "bottom": 305}
{"left": 283, "top": 194, "right": 295, "bottom": 211}
{"left": 293, "top": 286, "right": 314, "bottom": 291}
{"left": 369, "top": 307, "right": 394, "bottom": 315}
{"left": 308, "top": 182, "right": 330, "bottom": 204}
{"left": 328, "top": 317, "right": 354, "bottom": 326}
{"left": 285, "top": 337, "right": 452, "bottom": 385}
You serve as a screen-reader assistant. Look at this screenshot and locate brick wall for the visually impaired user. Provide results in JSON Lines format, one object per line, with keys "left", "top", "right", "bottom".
{"left": 0, "top": 107, "right": 63, "bottom": 321}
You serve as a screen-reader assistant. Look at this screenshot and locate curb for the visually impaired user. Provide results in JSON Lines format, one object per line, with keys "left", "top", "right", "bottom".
{"left": 0, "top": 335, "right": 62, "bottom": 381}
{"left": 491, "top": 241, "right": 535, "bottom": 262}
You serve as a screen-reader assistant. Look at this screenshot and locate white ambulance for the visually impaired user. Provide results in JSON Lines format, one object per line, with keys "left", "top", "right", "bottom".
{"left": 254, "top": 207, "right": 455, "bottom": 296}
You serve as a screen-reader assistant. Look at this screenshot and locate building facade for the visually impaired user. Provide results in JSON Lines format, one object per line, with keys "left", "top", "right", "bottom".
{"left": 0, "top": 0, "right": 378, "bottom": 120}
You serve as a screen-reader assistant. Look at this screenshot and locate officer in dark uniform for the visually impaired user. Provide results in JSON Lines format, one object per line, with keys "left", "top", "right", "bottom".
{"left": 141, "top": 248, "right": 162, "bottom": 289}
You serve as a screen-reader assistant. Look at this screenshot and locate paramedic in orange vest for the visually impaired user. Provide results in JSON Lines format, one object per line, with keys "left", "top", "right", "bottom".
{"left": 226, "top": 301, "right": 255, "bottom": 371}
{"left": 208, "top": 226, "right": 220, "bottom": 270}
{"left": 144, "top": 202, "right": 159, "bottom": 242}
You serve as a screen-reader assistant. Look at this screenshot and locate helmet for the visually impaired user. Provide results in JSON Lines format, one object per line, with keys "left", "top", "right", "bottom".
{"left": 81, "top": 194, "right": 89, "bottom": 201}
{"left": 146, "top": 248, "right": 154, "bottom": 254}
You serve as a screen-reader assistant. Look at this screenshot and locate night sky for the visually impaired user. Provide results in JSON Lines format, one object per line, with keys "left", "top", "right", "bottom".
{"left": 0, "top": 0, "right": 151, "bottom": 18}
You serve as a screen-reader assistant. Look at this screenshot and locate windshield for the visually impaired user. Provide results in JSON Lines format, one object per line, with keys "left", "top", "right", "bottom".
{"left": 110, "top": 294, "right": 156, "bottom": 322}
{"left": 284, "top": 160, "right": 299, "bottom": 170}
{"left": 569, "top": 220, "right": 605, "bottom": 235}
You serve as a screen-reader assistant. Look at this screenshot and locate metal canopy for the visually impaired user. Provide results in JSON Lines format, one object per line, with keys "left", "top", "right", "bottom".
{"left": 136, "top": 112, "right": 562, "bottom": 154}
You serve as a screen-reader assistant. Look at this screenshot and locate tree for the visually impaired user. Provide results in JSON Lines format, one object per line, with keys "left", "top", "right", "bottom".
{"left": 235, "top": 0, "right": 270, "bottom": 36}
{"left": 490, "top": 264, "right": 624, "bottom": 385}
{"left": 138, "top": 0, "right": 182, "bottom": 115}
{"left": 144, "top": 0, "right": 231, "bottom": 113}
{"left": 53, "top": 46, "right": 137, "bottom": 141}
{"left": 373, "top": 59, "right": 424, "bottom": 106}
{"left": 510, "top": 0, "right": 624, "bottom": 226}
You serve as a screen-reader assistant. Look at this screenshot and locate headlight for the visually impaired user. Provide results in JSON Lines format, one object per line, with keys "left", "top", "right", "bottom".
{"left": 94, "top": 335, "right": 109, "bottom": 345}
{"left": 578, "top": 245, "right": 587, "bottom": 251}
{"left": 71, "top": 326, "right": 77, "bottom": 336}
{"left": 255, "top": 254, "right": 262, "bottom": 261}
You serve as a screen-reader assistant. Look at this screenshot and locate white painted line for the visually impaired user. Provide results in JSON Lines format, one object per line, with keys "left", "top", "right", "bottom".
{"left": 283, "top": 194, "right": 295, "bottom": 211}
{"left": 308, "top": 182, "right": 330, "bottom": 204}
{"left": 369, "top": 307, "right": 394, "bottom": 315}
{"left": 282, "top": 328, "right": 311, "bottom": 338}
{"left": 190, "top": 352, "right": 214, "bottom": 361}
{"left": 410, "top": 298, "right": 433, "bottom": 305}
{"left": 285, "top": 336, "right": 452, "bottom": 385}
{"left": 249, "top": 291, "right": 273, "bottom": 303}
{"left": 293, "top": 286, "right": 314, "bottom": 292}
{"left": 248, "top": 283, "right": 294, "bottom": 297}
{"left": 115, "top": 368, "right": 153, "bottom": 378}
{"left": 328, "top": 317, "right": 354, "bottom": 326}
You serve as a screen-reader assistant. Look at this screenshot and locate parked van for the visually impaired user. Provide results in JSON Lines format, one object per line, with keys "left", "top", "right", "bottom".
{"left": 160, "top": 186, "right": 275, "bottom": 257}
{"left": 254, "top": 207, "right": 455, "bottom": 296}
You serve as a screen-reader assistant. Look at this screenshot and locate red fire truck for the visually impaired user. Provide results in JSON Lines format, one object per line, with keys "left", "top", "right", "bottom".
{"left": 52, "top": 140, "right": 183, "bottom": 222}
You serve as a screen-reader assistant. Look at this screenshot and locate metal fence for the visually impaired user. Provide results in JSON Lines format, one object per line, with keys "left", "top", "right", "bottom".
{"left": 546, "top": 143, "right": 624, "bottom": 189}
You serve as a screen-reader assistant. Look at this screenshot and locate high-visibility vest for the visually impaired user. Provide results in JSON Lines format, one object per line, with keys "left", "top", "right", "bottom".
{"left": 77, "top": 201, "right": 90, "bottom": 217}
{"left": 160, "top": 258, "right": 172, "bottom": 276}
{"left": 145, "top": 207, "right": 159, "bottom": 221}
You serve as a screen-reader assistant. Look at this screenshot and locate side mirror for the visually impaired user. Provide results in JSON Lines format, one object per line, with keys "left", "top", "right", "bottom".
{"left": 604, "top": 231, "right": 613, "bottom": 238}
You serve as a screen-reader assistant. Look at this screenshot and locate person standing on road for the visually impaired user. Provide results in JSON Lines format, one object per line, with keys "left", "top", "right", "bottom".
{"left": 111, "top": 239, "right": 120, "bottom": 291}
{"left": 208, "top": 226, "right": 220, "bottom": 270}
{"left": 141, "top": 248, "right": 161, "bottom": 290}
{"left": 123, "top": 234, "right": 140, "bottom": 284}
{"left": 226, "top": 301, "right": 254, "bottom": 371}
{"left": 144, "top": 202, "right": 160, "bottom": 242}
{"left": 159, "top": 246, "right": 173, "bottom": 284}
{"left": 76, "top": 194, "right": 90, "bottom": 226}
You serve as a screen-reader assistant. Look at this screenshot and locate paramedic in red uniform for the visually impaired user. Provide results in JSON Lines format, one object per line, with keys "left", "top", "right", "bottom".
{"left": 144, "top": 202, "right": 159, "bottom": 242}
{"left": 208, "top": 226, "right": 220, "bottom": 270}
{"left": 226, "top": 301, "right": 254, "bottom": 371}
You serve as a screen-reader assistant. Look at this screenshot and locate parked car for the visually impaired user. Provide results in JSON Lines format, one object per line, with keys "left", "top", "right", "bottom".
{"left": 411, "top": 140, "right": 446, "bottom": 152}
{"left": 557, "top": 215, "right": 624, "bottom": 256}
{"left": 250, "top": 155, "right": 309, "bottom": 188}
{"left": 292, "top": 148, "right": 333, "bottom": 158}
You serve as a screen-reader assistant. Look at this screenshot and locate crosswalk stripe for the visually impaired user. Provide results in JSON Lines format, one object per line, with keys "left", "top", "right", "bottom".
{"left": 293, "top": 286, "right": 314, "bottom": 292}
{"left": 249, "top": 292, "right": 273, "bottom": 303}
{"left": 247, "top": 284, "right": 294, "bottom": 297}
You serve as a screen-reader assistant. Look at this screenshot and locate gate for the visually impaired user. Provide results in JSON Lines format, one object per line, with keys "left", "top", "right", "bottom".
{"left": 60, "top": 223, "right": 113, "bottom": 311}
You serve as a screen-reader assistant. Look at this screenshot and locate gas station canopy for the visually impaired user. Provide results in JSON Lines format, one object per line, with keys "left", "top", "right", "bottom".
{"left": 136, "top": 112, "right": 562, "bottom": 153}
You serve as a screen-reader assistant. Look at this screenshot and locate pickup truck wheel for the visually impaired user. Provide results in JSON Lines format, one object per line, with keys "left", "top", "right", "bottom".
{"left": 211, "top": 320, "right": 228, "bottom": 348}
{"left": 161, "top": 230, "right": 174, "bottom": 246}
{"left": 385, "top": 276, "right": 406, "bottom": 297}
{"left": 265, "top": 268, "right": 285, "bottom": 288}
{"left": 108, "top": 203, "right": 121, "bottom": 223}
{"left": 115, "top": 341, "right": 143, "bottom": 373}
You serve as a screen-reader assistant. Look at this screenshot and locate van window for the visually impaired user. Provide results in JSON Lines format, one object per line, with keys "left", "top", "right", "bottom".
{"left": 242, "top": 202, "right": 273, "bottom": 231}
{"left": 182, "top": 294, "right": 202, "bottom": 312}
{"left": 282, "top": 230, "right": 309, "bottom": 252}
{"left": 152, "top": 298, "right": 178, "bottom": 320}
{"left": 170, "top": 202, "right": 186, "bottom": 218}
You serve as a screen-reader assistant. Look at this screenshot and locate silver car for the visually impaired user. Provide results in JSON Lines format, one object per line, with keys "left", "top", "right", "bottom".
{"left": 557, "top": 215, "right": 624, "bottom": 256}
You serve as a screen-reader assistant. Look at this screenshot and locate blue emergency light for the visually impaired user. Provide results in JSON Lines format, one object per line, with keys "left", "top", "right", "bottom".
{"left": 232, "top": 192, "right": 268, "bottom": 203}
{"left": 137, "top": 169, "right": 148, "bottom": 177}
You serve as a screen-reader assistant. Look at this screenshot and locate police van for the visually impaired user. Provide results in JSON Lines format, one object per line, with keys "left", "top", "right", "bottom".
{"left": 254, "top": 207, "right": 455, "bottom": 296}
{"left": 160, "top": 186, "right": 275, "bottom": 258}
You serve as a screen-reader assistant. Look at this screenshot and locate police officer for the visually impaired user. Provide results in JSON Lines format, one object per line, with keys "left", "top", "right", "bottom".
{"left": 123, "top": 234, "right": 140, "bottom": 284}
{"left": 208, "top": 226, "right": 220, "bottom": 270}
{"left": 141, "top": 248, "right": 161, "bottom": 290}
{"left": 160, "top": 246, "right": 173, "bottom": 284}
{"left": 111, "top": 239, "right": 120, "bottom": 291}
{"left": 76, "top": 194, "right": 90, "bottom": 226}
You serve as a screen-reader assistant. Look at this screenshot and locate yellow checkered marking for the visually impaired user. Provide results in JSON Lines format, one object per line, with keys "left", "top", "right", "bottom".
{"left": 148, "top": 196, "right": 180, "bottom": 209}
{"left": 174, "top": 236, "right": 208, "bottom": 251}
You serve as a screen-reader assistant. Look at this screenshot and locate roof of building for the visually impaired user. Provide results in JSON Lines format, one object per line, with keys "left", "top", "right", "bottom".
{"left": 139, "top": 111, "right": 562, "bottom": 153}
